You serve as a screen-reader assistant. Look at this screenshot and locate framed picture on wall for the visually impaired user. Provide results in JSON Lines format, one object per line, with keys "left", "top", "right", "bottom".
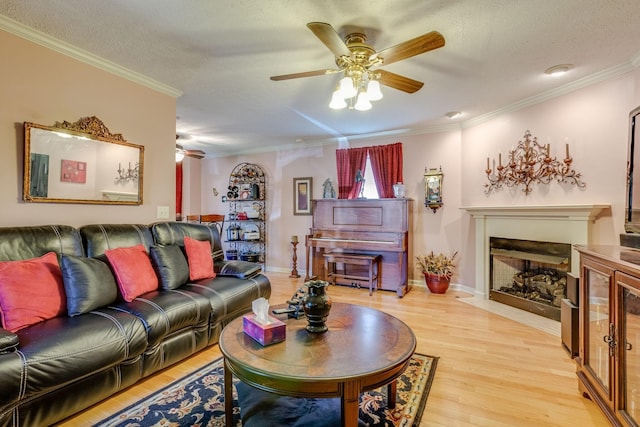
{"left": 60, "top": 159, "right": 87, "bottom": 184}
{"left": 293, "top": 177, "right": 312, "bottom": 215}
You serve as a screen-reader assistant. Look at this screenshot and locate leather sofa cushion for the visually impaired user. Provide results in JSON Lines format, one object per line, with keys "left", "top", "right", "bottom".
{"left": 184, "top": 274, "right": 270, "bottom": 328}
{"left": 0, "top": 329, "right": 18, "bottom": 353}
{"left": 149, "top": 245, "right": 189, "bottom": 290}
{"left": 184, "top": 237, "right": 216, "bottom": 281}
{"left": 0, "top": 225, "right": 83, "bottom": 261}
{"left": 0, "top": 307, "right": 147, "bottom": 405}
{"left": 80, "top": 224, "right": 154, "bottom": 258}
{"left": 105, "top": 244, "right": 159, "bottom": 302}
{"left": 151, "top": 222, "right": 224, "bottom": 262}
{"left": 215, "top": 260, "right": 262, "bottom": 279}
{"left": 112, "top": 290, "right": 211, "bottom": 347}
{"left": 0, "top": 252, "right": 67, "bottom": 332}
{"left": 60, "top": 254, "right": 118, "bottom": 316}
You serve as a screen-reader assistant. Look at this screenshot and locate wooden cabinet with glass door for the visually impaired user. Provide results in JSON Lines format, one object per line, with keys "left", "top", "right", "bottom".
{"left": 576, "top": 245, "right": 640, "bottom": 426}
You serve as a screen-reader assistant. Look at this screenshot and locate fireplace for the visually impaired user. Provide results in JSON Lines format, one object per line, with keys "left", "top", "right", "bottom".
{"left": 462, "top": 205, "right": 609, "bottom": 326}
{"left": 489, "top": 237, "right": 571, "bottom": 321}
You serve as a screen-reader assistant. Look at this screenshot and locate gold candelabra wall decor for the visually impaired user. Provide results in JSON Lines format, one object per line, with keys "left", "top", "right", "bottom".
{"left": 484, "top": 130, "right": 586, "bottom": 195}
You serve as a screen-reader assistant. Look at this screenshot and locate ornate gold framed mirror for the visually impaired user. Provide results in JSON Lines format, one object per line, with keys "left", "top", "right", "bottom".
{"left": 23, "top": 116, "right": 144, "bottom": 205}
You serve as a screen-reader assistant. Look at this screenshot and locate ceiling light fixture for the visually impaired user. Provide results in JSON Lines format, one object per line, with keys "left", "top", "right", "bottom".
{"left": 445, "top": 111, "right": 461, "bottom": 119}
{"left": 545, "top": 64, "right": 573, "bottom": 76}
{"left": 175, "top": 148, "right": 185, "bottom": 162}
{"left": 329, "top": 67, "right": 383, "bottom": 111}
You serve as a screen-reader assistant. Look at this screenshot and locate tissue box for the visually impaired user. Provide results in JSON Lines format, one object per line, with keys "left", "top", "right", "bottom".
{"left": 242, "top": 313, "right": 286, "bottom": 346}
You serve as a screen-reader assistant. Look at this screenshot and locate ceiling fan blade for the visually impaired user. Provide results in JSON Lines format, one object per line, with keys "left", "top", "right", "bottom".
{"left": 307, "top": 22, "right": 352, "bottom": 58}
{"left": 177, "top": 143, "right": 205, "bottom": 159}
{"left": 185, "top": 150, "right": 205, "bottom": 159}
{"left": 373, "top": 31, "right": 445, "bottom": 66}
{"left": 270, "top": 68, "right": 340, "bottom": 81}
{"left": 377, "top": 70, "right": 424, "bottom": 93}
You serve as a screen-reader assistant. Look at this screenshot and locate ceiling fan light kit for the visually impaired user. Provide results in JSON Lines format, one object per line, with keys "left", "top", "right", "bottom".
{"left": 175, "top": 148, "right": 185, "bottom": 162}
{"left": 175, "top": 135, "right": 206, "bottom": 161}
{"left": 330, "top": 72, "right": 383, "bottom": 110}
{"left": 271, "top": 22, "right": 445, "bottom": 111}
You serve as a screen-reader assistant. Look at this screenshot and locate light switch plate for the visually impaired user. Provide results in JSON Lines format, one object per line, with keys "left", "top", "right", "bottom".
{"left": 157, "top": 205, "right": 170, "bottom": 219}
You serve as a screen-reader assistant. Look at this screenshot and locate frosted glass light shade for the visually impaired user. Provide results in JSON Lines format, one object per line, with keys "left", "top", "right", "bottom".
{"left": 354, "top": 92, "right": 372, "bottom": 111}
{"left": 366, "top": 80, "right": 383, "bottom": 101}
{"left": 329, "top": 90, "right": 347, "bottom": 109}
{"left": 339, "top": 76, "right": 357, "bottom": 99}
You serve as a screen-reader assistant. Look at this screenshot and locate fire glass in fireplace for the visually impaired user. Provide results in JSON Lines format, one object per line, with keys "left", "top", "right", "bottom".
{"left": 489, "top": 237, "right": 571, "bottom": 321}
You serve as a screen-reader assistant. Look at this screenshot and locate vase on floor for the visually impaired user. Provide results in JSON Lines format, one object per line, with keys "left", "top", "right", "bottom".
{"left": 302, "top": 280, "right": 332, "bottom": 333}
{"left": 424, "top": 273, "right": 450, "bottom": 294}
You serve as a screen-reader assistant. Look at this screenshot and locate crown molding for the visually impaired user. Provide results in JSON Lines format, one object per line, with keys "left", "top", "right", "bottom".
{"left": 207, "top": 122, "right": 465, "bottom": 158}
{"left": 0, "top": 15, "right": 182, "bottom": 98}
{"left": 461, "top": 62, "right": 634, "bottom": 129}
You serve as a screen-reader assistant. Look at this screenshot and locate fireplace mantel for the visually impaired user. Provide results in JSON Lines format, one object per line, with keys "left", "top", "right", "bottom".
{"left": 461, "top": 204, "right": 610, "bottom": 298}
{"left": 462, "top": 204, "right": 608, "bottom": 219}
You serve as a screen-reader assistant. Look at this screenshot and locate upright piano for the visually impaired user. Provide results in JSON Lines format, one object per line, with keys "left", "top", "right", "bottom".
{"left": 306, "top": 198, "right": 411, "bottom": 297}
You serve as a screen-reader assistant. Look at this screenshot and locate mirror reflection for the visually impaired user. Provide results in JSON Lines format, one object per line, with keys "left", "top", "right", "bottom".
{"left": 23, "top": 117, "right": 144, "bottom": 204}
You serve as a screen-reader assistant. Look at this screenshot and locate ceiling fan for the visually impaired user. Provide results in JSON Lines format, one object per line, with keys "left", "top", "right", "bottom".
{"left": 270, "top": 22, "right": 445, "bottom": 101}
{"left": 176, "top": 135, "right": 205, "bottom": 160}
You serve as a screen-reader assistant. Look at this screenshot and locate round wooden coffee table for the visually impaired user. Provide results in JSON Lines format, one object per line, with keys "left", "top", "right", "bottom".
{"left": 219, "top": 302, "right": 416, "bottom": 427}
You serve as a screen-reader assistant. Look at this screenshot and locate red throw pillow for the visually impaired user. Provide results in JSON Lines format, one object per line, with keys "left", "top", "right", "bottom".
{"left": 105, "top": 244, "right": 159, "bottom": 302}
{"left": 0, "top": 252, "right": 67, "bottom": 332}
{"left": 184, "top": 237, "right": 216, "bottom": 281}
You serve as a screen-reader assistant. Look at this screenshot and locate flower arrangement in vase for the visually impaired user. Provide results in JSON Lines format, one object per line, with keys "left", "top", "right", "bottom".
{"left": 415, "top": 251, "right": 458, "bottom": 294}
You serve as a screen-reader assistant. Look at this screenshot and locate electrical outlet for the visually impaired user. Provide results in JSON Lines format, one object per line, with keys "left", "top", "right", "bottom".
{"left": 157, "top": 206, "right": 170, "bottom": 219}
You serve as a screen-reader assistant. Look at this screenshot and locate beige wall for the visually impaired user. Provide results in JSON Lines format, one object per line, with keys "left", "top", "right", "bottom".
{"left": 0, "top": 29, "right": 177, "bottom": 227}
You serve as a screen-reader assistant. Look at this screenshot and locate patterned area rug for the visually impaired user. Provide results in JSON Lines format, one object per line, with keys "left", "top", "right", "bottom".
{"left": 94, "top": 353, "right": 438, "bottom": 427}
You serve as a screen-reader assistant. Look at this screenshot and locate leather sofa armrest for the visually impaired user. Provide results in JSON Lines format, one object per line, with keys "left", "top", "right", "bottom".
{"left": 214, "top": 260, "right": 262, "bottom": 279}
{"left": 0, "top": 329, "right": 19, "bottom": 353}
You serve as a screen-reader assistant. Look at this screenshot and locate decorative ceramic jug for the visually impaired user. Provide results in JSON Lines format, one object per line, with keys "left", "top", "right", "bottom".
{"left": 302, "top": 280, "right": 332, "bottom": 333}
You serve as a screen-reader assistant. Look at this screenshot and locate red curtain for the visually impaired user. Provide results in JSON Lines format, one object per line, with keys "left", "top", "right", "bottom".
{"left": 369, "top": 142, "right": 403, "bottom": 198}
{"left": 176, "top": 161, "right": 183, "bottom": 219}
{"left": 336, "top": 146, "right": 367, "bottom": 199}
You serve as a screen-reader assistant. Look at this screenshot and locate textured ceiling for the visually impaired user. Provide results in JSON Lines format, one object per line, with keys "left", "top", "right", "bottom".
{"left": 2, "top": 0, "right": 640, "bottom": 157}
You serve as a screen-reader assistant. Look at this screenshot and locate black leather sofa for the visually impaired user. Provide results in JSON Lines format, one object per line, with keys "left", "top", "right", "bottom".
{"left": 0, "top": 221, "right": 270, "bottom": 427}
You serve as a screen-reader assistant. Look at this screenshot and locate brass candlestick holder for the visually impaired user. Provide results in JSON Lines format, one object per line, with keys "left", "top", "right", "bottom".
{"left": 289, "top": 237, "right": 300, "bottom": 278}
{"left": 304, "top": 232, "right": 313, "bottom": 281}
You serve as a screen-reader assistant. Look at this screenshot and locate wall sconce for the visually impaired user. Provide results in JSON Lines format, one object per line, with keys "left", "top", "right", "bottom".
{"left": 115, "top": 162, "right": 139, "bottom": 184}
{"left": 484, "top": 130, "right": 585, "bottom": 194}
{"left": 424, "top": 167, "right": 444, "bottom": 213}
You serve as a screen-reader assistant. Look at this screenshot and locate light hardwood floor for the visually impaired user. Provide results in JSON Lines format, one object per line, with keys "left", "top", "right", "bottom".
{"left": 57, "top": 273, "right": 609, "bottom": 426}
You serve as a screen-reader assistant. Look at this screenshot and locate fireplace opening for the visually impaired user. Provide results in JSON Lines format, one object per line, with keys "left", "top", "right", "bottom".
{"left": 489, "top": 237, "right": 571, "bottom": 321}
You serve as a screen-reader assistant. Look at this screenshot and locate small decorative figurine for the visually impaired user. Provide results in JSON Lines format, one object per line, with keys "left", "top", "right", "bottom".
{"left": 322, "top": 178, "right": 336, "bottom": 198}
{"left": 355, "top": 169, "right": 365, "bottom": 198}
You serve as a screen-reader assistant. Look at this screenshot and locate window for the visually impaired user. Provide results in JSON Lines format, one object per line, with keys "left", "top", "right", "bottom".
{"left": 362, "top": 155, "right": 379, "bottom": 199}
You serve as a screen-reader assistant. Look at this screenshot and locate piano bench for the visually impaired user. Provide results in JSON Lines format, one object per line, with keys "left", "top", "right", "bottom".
{"left": 323, "top": 253, "right": 382, "bottom": 296}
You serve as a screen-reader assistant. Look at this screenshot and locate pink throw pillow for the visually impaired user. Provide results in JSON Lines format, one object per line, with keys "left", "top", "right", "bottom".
{"left": 0, "top": 252, "right": 67, "bottom": 332}
{"left": 105, "top": 244, "right": 158, "bottom": 302}
{"left": 184, "top": 237, "right": 216, "bottom": 281}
